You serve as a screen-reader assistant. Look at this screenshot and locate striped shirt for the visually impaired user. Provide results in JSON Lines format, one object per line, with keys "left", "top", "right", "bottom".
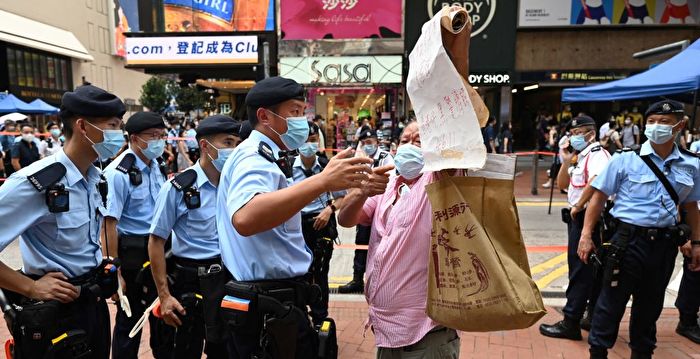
{"left": 359, "top": 172, "right": 439, "bottom": 348}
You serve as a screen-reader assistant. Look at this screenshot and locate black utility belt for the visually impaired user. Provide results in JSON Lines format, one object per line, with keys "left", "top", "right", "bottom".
{"left": 616, "top": 220, "right": 691, "bottom": 243}
{"left": 229, "top": 277, "right": 316, "bottom": 308}
{"left": 171, "top": 256, "right": 223, "bottom": 280}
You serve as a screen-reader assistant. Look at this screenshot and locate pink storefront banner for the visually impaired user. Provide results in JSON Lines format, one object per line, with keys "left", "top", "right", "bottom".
{"left": 281, "top": 0, "right": 402, "bottom": 40}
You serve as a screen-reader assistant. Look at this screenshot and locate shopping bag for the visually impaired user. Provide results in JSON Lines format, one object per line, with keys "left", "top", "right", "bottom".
{"left": 425, "top": 154, "right": 546, "bottom": 331}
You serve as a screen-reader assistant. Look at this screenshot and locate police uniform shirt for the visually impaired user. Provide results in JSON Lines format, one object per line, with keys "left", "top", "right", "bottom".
{"left": 150, "top": 162, "right": 219, "bottom": 260}
{"left": 104, "top": 148, "right": 166, "bottom": 235}
{"left": 592, "top": 141, "right": 700, "bottom": 228}
{"left": 567, "top": 142, "right": 610, "bottom": 207}
{"left": 291, "top": 157, "right": 346, "bottom": 215}
{"left": 0, "top": 150, "right": 103, "bottom": 277}
{"left": 216, "top": 130, "right": 312, "bottom": 281}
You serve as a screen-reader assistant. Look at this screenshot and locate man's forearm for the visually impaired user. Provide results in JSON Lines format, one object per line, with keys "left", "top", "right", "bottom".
{"left": 337, "top": 189, "right": 368, "bottom": 227}
{"left": 556, "top": 160, "right": 570, "bottom": 191}
{"left": 148, "top": 235, "right": 170, "bottom": 298}
{"left": 0, "top": 261, "right": 35, "bottom": 297}
{"left": 582, "top": 190, "right": 607, "bottom": 235}
{"left": 101, "top": 217, "right": 119, "bottom": 258}
{"left": 575, "top": 176, "right": 598, "bottom": 207}
{"left": 234, "top": 175, "right": 328, "bottom": 236}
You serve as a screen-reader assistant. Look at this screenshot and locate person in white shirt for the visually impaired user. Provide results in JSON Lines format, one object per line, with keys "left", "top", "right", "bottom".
{"left": 38, "top": 122, "right": 64, "bottom": 158}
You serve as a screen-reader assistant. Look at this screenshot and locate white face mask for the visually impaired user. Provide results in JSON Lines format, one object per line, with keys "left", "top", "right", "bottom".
{"left": 22, "top": 133, "right": 35, "bottom": 143}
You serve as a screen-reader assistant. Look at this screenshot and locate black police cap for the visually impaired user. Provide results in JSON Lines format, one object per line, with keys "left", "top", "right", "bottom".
{"left": 570, "top": 115, "right": 596, "bottom": 129}
{"left": 124, "top": 112, "right": 166, "bottom": 134}
{"left": 245, "top": 77, "right": 305, "bottom": 108}
{"left": 645, "top": 100, "right": 685, "bottom": 118}
{"left": 196, "top": 115, "right": 240, "bottom": 138}
{"left": 60, "top": 85, "right": 126, "bottom": 119}
{"left": 358, "top": 128, "right": 377, "bottom": 141}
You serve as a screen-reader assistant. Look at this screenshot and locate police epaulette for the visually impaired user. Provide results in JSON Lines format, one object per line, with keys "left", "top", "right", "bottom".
{"left": 171, "top": 169, "right": 197, "bottom": 192}
{"left": 590, "top": 145, "right": 602, "bottom": 152}
{"left": 116, "top": 153, "right": 136, "bottom": 174}
{"left": 680, "top": 148, "right": 700, "bottom": 158}
{"left": 28, "top": 162, "right": 66, "bottom": 192}
{"left": 258, "top": 142, "right": 275, "bottom": 163}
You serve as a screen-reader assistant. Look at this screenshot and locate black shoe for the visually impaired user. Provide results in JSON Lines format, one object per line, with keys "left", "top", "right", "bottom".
{"left": 539, "top": 320, "right": 582, "bottom": 340}
{"left": 676, "top": 322, "right": 700, "bottom": 344}
{"left": 589, "top": 346, "right": 608, "bottom": 359}
{"left": 630, "top": 350, "right": 652, "bottom": 359}
{"left": 338, "top": 279, "right": 364, "bottom": 294}
{"left": 580, "top": 313, "right": 592, "bottom": 332}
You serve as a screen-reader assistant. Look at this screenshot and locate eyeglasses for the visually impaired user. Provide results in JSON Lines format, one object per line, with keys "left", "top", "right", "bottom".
{"left": 138, "top": 132, "right": 167, "bottom": 141}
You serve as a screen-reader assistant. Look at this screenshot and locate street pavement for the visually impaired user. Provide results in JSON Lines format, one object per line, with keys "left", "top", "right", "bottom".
{"left": 1, "top": 155, "right": 698, "bottom": 357}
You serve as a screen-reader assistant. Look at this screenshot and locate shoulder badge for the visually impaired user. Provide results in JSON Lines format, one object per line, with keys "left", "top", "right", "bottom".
{"left": 590, "top": 146, "right": 602, "bottom": 152}
{"left": 116, "top": 153, "right": 136, "bottom": 174}
{"left": 171, "top": 169, "right": 197, "bottom": 192}
{"left": 258, "top": 142, "right": 275, "bottom": 163}
{"left": 28, "top": 162, "right": 67, "bottom": 192}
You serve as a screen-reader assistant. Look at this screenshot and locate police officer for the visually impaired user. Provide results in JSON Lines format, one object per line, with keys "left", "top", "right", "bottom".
{"left": 579, "top": 100, "right": 700, "bottom": 359}
{"left": 540, "top": 115, "right": 610, "bottom": 340}
{"left": 338, "top": 128, "right": 394, "bottom": 294}
{"left": 292, "top": 121, "right": 346, "bottom": 326}
{"left": 0, "top": 85, "right": 125, "bottom": 358}
{"left": 104, "top": 111, "right": 170, "bottom": 359}
{"left": 675, "top": 251, "right": 700, "bottom": 343}
{"left": 148, "top": 115, "right": 241, "bottom": 358}
{"left": 216, "top": 76, "right": 377, "bottom": 357}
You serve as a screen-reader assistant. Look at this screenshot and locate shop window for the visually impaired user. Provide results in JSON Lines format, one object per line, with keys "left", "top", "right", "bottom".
{"left": 47, "top": 57, "right": 55, "bottom": 89}
{"left": 40, "top": 57, "right": 48, "bottom": 89}
{"left": 61, "top": 60, "right": 69, "bottom": 91}
{"left": 32, "top": 53, "right": 41, "bottom": 88}
{"left": 55, "top": 59, "right": 63, "bottom": 91}
{"left": 16, "top": 49, "right": 26, "bottom": 87}
{"left": 7, "top": 49, "right": 16, "bottom": 85}
{"left": 24, "top": 52, "right": 33, "bottom": 87}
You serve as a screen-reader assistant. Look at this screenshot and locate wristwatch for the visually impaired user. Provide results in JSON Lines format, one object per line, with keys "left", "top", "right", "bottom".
{"left": 330, "top": 204, "right": 337, "bottom": 213}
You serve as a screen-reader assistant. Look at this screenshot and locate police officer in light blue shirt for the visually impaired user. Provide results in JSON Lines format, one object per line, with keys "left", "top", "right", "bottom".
{"left": 103, "top": 111, "right": 169, "bottom": 359}
{"left": 0, "top": 85, "right": 126, "bottom": 358}
{"left": 579, "top": 100, "right": 700, "bottom": 359}
{"left": 148, "top": 115, "right": 241, "bottom": 358}
{"left": 216, "top": 76, "right": 376, "bottom": 357}
{"left": 292, "top": 121, "right": 347, "bottom": 326}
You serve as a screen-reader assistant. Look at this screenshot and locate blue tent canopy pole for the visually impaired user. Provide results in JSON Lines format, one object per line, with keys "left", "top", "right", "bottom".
{"left": 692, "top": 89, "right": 699, "bottom": 130}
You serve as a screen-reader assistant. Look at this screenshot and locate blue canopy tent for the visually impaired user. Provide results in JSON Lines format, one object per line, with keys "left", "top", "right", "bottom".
{"left": 29, "top": 99, "right": 59, "bottom": 114}
{"left": 562, "top": 39, "right": 700, "bottom": 103}
{"left": 0, "top": 94, "right": 37, "bottom": 113}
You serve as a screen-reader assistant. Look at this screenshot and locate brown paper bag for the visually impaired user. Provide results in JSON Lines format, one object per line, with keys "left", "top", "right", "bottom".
{"left": 425, "top": 155, "right": 546, "bottom": 331}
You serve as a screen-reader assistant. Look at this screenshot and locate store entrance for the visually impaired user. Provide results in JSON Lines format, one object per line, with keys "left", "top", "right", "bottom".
{"left": 308, "top": 86, "right": 397, "bottom": 151}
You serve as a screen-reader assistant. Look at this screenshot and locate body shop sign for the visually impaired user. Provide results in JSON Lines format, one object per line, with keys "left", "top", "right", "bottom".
{"left": 280, "top": 56, "right": 402, "bottom": 84}
{"left": 281, "top": 0, "right": 403, "bottom": 40}
{"left": 428, "top": 1, "right": 496, "bottom": 36}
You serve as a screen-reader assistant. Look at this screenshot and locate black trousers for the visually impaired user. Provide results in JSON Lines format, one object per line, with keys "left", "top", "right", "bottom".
{"left": 352, "top": 224, "right": 371, "bottom": 277}
{"left": 588, "top": 226, "right": 678, "bottom": 354}
{"left": 562, "top": 209, "right": 602, "bottom": 321}
{"left": 675, "top": 256, "right": 700, "bottom": 321}
{"left": 301, "top": 214, "right": 335, "bottom": 325}
{"left": 112, "top": 268, "right": 173, "bottom": 359}
{"left": 230, "top": 303, "right": 318, "bottom": 359}
{"left": 167, "top": 261, "right": 232, "bottom": 359}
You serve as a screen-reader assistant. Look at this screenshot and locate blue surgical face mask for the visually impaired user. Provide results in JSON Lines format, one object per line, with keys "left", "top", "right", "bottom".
{"left": 138, "top": 137, "right": 165, "bottom": 160}
{"left": 299, "top": 142, "right": 318, "bottom": 158}
{"left": 85, "top": 121, "right": 125, "bottom": 161}
{"left": 394, "top": 144, "right": 424, "bottom": 180}
{"left": 645, "top": 123, "right": 677, "bottom": 145}
{"left": 570, "top": 134, "right": 589, "bottom": 151}
{"left": 50, "top": 129, "right": 61, "bottom": 137}
{"left": 206, "top": 141, "right": 234, "bottom": 172}
{"left": 363, "top": 144, "right": 378, "bottom": 156}
{"left": 268, "top": 112, "right": 309, "bottom": 150}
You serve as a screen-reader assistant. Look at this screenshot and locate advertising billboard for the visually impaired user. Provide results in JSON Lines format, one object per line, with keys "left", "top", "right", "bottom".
{"left": 280, "top": 56, "right": 403, "bottom": 84}
{"left": 163, "top": 0, "right": 275, "bottom": 32}
{"left": 125, "top": 35, "right": 258, "bottom": 65}
{"left": 280, "top": 0, "right": 402, "bottom": 40}
{"left": 519, "top": 0, "right": 699, "bottom": 27}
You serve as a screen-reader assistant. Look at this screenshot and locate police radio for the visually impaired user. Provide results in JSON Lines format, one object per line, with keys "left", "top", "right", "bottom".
{"left": 28, "top": 162, "right": 69, "bottom": 213}
{"left": 172, "top": 169, "right": 200, "bottom": 209}
{"left": 128, "top": 167, "right": 143, "bottom": 186}
{"left": 184, "top": 187, "right": 201, "bottom": 210}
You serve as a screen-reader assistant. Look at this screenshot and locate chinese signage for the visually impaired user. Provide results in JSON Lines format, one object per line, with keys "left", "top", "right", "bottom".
{"left": 125, "top": 35, "right": 258, "bottom": 65}
{"left": 519, "top": 0, "right": 699, "bottom": 27}
{"left": 519, "top": 70, "right": 630, "bottom": 82}
{"left": 427, "top": 1, "right": 497, "bottom": 37}
{"left": 280, "top": 56, "right": 402, "bottom": 84}
{"left": 163, "top": 0, "right": 274, "bottom": 32}
{"left": 280, "top": 0, "right": 402, "bottom": 40}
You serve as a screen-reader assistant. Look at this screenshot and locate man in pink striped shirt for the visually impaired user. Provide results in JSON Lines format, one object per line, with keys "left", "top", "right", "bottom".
{"left": 339, "top": 122, "right": 460, "bottom": 358}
